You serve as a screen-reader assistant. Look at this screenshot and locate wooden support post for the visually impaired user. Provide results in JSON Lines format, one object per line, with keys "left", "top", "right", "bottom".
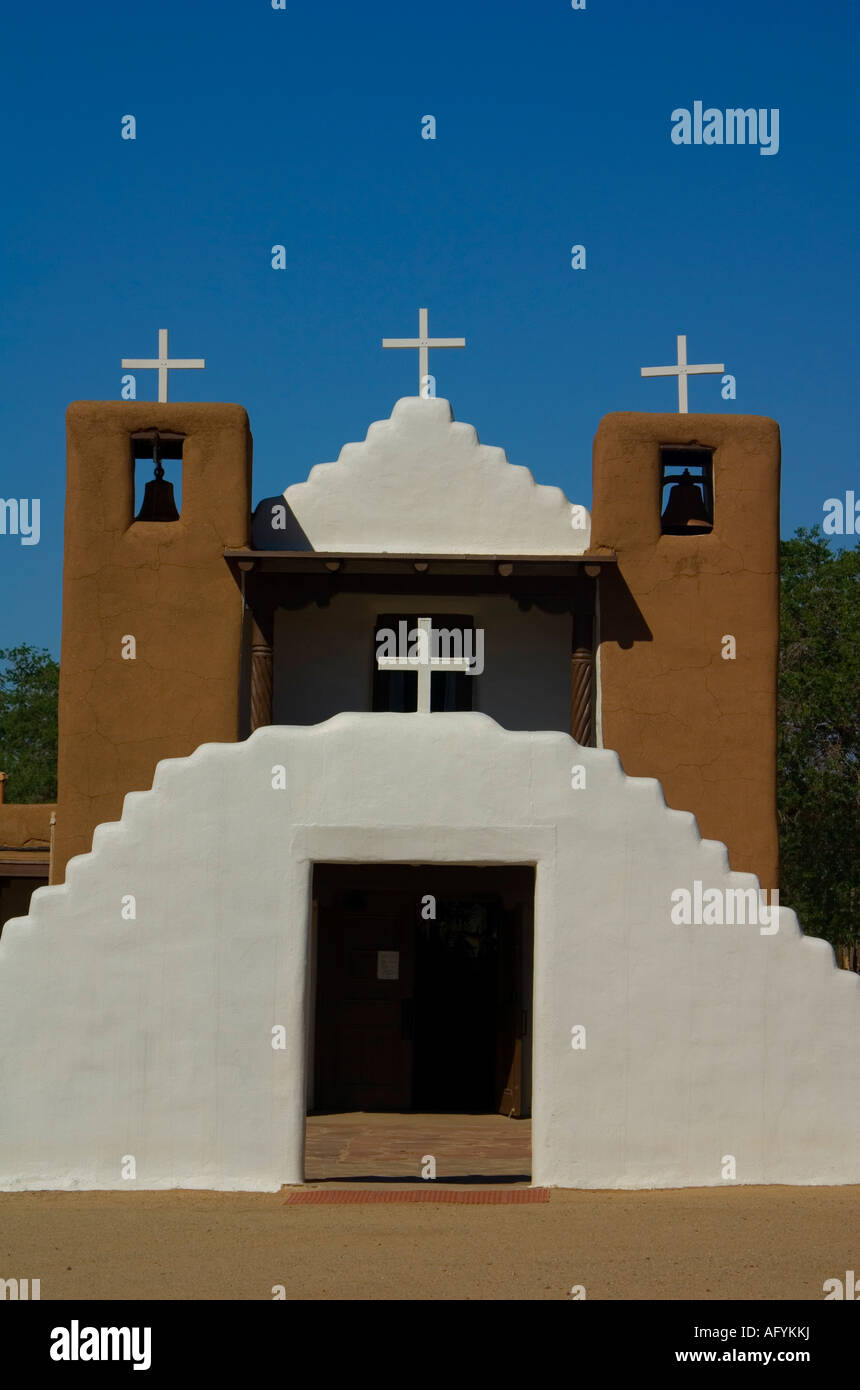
{"left": 250, "top": 618, "right": 273, "bottom": 732}
{"left": 570, "top": 581, "right": 596, "bottom": 746}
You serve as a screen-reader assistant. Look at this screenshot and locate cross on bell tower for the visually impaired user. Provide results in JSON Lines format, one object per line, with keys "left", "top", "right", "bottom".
{"left": 122, "top": 328, "right": 206, "bottom": 402}
{"left": 640, "top": 334, "right": 725, "bottom": 413}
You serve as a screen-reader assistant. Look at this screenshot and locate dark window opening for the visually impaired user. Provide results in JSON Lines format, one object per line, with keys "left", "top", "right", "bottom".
{"left": 660, "top": 446, "right": 714, "bottom": 534}
{"left": 132, "top": 430, "right": 184, "bottom": 522}
{"left": 372, "top": 613, "right": 476, "bottom": 712}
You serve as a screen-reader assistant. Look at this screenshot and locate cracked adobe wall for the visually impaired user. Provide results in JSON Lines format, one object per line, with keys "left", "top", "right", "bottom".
{"left": 54, "top": 403, "right": 252, "bottom": 882}
{"left": 0, "top": 804, "right": 54, "bottom": 849}
{"left": 0, "top": 715, "right": 856, "bottom": 1192}
{"left": 592, "top": 413, "right": 780, "bottom": 891}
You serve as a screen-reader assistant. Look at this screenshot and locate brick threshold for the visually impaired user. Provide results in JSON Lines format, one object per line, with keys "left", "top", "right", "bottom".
{"left": 284, "top": 1186, "right": 549, "bottom": 1205}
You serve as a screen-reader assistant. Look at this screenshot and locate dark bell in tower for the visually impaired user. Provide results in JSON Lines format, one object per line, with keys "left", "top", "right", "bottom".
{"left": 661, "top": 469, "right": 712, "bottom": 531}
{"left": 135, "top": 435, "right": 179, "bottom": 522}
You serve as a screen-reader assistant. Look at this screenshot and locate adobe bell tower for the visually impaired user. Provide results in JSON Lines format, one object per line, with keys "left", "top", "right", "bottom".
{"left": 54, "top": 401, "right": 252, "bottom": 880}
{"left": 590, "top": 411, "right": 781, "bottom": 891}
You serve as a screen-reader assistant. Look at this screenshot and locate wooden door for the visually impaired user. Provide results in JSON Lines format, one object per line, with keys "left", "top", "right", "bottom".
{"left": 315, "top": 901, "right": 414, "bottom": 1111}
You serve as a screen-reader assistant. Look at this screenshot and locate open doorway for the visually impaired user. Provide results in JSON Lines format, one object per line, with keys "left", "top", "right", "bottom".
{"left": 307, "top": 863, "right": 534, "bottom": 1181}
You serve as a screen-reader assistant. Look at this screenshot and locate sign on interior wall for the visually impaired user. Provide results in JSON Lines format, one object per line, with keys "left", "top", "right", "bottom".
{"left": 376, "top": 950, "right": 399, "bottom": 980}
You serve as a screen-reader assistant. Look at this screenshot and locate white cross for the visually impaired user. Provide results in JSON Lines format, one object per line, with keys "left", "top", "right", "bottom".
{"left": 382, "top": 308, "right": 465, "bottom": 395}
{"left": 376, "top": 616, "right": 472, "bottom": 713}
{"left": 640, "top": 335, "right": 725, "bottom": 413}
{"left": 122, "top": 328, "right": 206, "bottom": 402}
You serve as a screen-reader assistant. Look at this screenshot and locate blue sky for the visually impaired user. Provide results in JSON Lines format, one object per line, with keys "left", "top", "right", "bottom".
{"left": 1, "top": 0, "right": 857, "bottom": 655}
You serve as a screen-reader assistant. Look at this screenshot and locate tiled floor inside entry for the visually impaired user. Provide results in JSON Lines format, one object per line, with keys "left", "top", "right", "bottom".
{"left": 305, "top": 1112, "right": 532, "bottom": 1184}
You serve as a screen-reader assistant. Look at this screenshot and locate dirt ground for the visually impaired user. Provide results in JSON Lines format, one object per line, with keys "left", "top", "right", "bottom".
{"left": 1, "top": 1184, "right": 856, "bottom": 1300}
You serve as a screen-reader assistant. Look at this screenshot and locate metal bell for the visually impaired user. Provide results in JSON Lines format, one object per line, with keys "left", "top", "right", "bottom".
{"left": 135, "top": 434, "right": 179, "bottom": 522}
{"left": 661, "top": 469, "right": 711, "bottom": 530}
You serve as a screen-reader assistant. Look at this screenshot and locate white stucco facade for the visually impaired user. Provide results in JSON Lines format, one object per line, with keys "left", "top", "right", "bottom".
{"left": 0, "top": 715, "right": 856, "bottom": 1192}
{"left": 277, "top": 396, "right": 591, "bottom": 554}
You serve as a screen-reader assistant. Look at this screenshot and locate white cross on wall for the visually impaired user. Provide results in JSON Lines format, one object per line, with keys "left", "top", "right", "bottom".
{"left": 640, "top": 335, "right": 725, "bottom": 413}
{"left": 382, "top": 308, "right": 466, "bottom": 396}
{"left": 376, "top": 616, "right": 472, "bottom": 713}
{"left": 122, "top": 328, "right": 206, "bottom": 403}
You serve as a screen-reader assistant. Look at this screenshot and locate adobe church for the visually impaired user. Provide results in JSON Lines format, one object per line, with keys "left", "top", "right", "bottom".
{"left": 0, "top": 324, "right": 857, "bottom": 1190}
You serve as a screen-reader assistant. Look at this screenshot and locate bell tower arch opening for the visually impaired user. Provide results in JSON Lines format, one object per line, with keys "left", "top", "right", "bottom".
{"left": 659, "top": 444, "right": 714, "bottom": 534}
{"left": 131, "top": 429, "right": 184, "bottom": 522}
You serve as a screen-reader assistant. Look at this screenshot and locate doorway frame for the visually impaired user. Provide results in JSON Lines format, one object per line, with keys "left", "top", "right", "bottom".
{"left": 308, "top": 862, "right": 535, "bottom": 1118}
{"left": 293, "top": 824, "right": 553, "bottom": 1183}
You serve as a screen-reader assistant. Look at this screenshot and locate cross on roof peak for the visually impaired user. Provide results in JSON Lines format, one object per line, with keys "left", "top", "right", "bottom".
{"left": 382, "top": 307, "right": 466, "bottom": 397}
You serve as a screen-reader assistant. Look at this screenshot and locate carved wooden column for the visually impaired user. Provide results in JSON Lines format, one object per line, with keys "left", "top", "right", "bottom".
{"left": 570, "top": 577, "right": 596, "bottom": 746}
{"left": 250, "top": 617, "right": 273, "bottom": 732}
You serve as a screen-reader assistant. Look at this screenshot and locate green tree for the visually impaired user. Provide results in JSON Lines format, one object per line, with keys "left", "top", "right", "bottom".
{"left": 0, "top": 645, "right": 59, "bottom": 803}
{"left": 778, "top": 530, "right": 859, "bottom": 957}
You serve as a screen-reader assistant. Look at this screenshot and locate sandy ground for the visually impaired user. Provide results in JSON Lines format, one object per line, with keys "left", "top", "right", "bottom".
{"left": 1, "top": 1185, "right": 856, "bottom": 1300}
